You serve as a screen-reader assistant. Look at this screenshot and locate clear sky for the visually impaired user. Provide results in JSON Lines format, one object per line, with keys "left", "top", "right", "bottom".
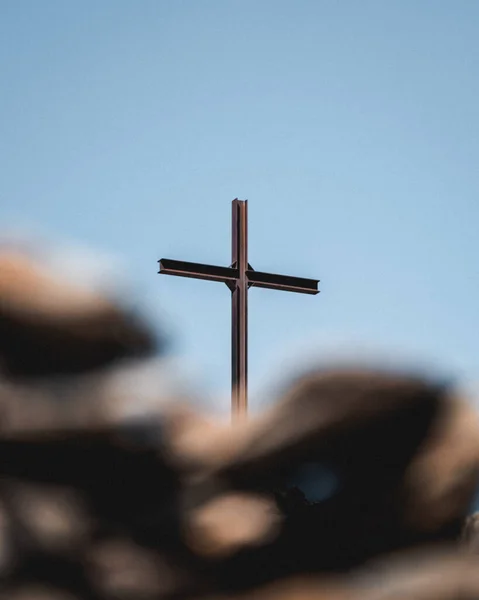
{"left": 1, "top": 1, "right": 478, "bottom": 414}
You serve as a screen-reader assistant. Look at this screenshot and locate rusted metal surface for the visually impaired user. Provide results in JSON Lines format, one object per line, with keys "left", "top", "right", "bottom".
{"left": 159, "top": 199, "right": 320, "bottom": 420}
{"left": 158, "top": 259, "right": 239, "bottom": 284}
{"left": 231, "top": 199, "right": 248, "bottom": 422}
{"left": 246, "top": 269, "right": 319, "bottom": 294}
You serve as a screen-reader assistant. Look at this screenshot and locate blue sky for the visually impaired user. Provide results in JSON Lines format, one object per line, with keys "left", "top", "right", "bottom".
{"left": 1, "top": 1, "right": 478, "bottom": 414}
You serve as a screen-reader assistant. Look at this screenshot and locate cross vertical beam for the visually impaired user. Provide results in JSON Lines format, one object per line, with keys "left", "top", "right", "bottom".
{"left": 231, "top": 199, "right": 248, "bottom": 421}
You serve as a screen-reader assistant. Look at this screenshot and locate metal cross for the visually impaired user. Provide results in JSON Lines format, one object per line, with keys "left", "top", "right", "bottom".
{"left": 158, "top": 199, "right": 319, "bottom": 421}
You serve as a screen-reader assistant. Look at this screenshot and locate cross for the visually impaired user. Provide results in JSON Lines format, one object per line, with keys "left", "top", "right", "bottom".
{"left": 158, "top": 199, "right": 319, "bottom": 421}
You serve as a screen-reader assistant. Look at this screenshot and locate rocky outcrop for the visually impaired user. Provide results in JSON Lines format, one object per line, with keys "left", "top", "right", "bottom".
{"left": 0, "top": 240, "right": 478, "bottom": 599}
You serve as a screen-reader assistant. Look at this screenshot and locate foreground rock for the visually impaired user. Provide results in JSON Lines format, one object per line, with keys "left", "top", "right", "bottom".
{"left": 0, "top": 249, "right": 157, "bottom": 377}
{"left": 462, "top": 512, "right": 479, "bottom": 553}
{"left": 172, "top": 369, "right": 479, "bottom": 592}
{"left": 0, "top": 238, "right": 478, "bottom": 599}
{"left": 219, "top": 548, "right": 479, "bottom": 600}
{"left": 1, "top": 367, "right": 477, "bottom": 598}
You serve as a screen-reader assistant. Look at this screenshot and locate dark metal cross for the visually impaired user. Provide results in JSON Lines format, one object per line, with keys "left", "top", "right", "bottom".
{"left": 158, "top": 199, "right": 319, "bottom": 421}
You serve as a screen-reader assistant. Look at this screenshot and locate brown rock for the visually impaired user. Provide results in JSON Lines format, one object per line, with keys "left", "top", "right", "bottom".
{"left": 401, "top": 395, "right": 479, "bottom": 534}
{"left": 175, "top": 368, "right": 479, "bottom": 591}
{"left": 347, "top": 547, "right": 479, "bottom": 600}
{"left": 0, "top": 250, "right": 156, "bottom": 377}
{"left": 1, "top": 482, "right": 92, "bottom": 554}
{"left": 0, "top": 282, "right": 478, "bottom": 600}
{"left": 461, "top": 512, "right": 479, "bottom": 553}
{"left": 184, "top": 492, "right": 282, "bottom": 559}
{"left": 86, "top": 538, "right": 182, "bottom": 599}
{"left": 213, "top": 548, "right": 479, "bottom": 600}
{"left": 5, "top": 586, "right": 80, "bottom": 600}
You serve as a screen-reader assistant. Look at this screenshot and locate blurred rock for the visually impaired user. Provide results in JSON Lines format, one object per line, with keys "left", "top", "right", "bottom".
{"left": 0, "top": 421, "right": 192, "bottom": 597}
{"left": 175, "top": 369, "right": 479, "bottom": 591}
{"left": 0, "top": 238, "right": 479, "bottom": 599}
{"left": 461, "top": 512, "right": 479, "bottom": 553}
{"left": 0, "top": 249, "right": 158, "bottom": 377}
{"left": 347, "top": 547, "right": 479, "bottom": 600}
{"left": 86, "top": 538, "right": 184, "bottom": 600}
{"left": 184, "top": 492, "right": 282, "bottom": 559}
{"left": 401, "top": 394, "right": 479, "bottom": 534}
{"left": 6, "top": 586, "right": 81, "bottom": 600}
{"left": 219, "top": 548, "right": 479, "bottom": 600}
{"left": 1, "top": 362, "right": 478, "bottom": 598}
{"left": 1, "top": 482, "right": 91, "bottom": 554}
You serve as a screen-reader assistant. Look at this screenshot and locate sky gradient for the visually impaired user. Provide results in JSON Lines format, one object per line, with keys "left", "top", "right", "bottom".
{"left": 1, "top": 1, "right": 478, "bottom": 414}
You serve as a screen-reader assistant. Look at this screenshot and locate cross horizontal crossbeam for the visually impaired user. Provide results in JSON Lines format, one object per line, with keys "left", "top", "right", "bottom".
{"left": 159, "top": 258, "right": 319, "bottom": 295}
{"left": 246, "top": 269, "right": 319, "bottom": 295}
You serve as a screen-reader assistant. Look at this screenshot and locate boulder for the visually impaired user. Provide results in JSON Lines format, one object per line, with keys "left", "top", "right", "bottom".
{"left": 174, "top": 369, "right": 479, "bottom": 591}
{"left": 0, "top": 249, "right": 157, "bottom": 377}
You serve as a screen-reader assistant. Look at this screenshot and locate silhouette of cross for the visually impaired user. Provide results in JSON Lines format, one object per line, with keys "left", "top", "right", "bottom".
{"left": 158, "top": 199, "right": 319, "bottom": 421}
